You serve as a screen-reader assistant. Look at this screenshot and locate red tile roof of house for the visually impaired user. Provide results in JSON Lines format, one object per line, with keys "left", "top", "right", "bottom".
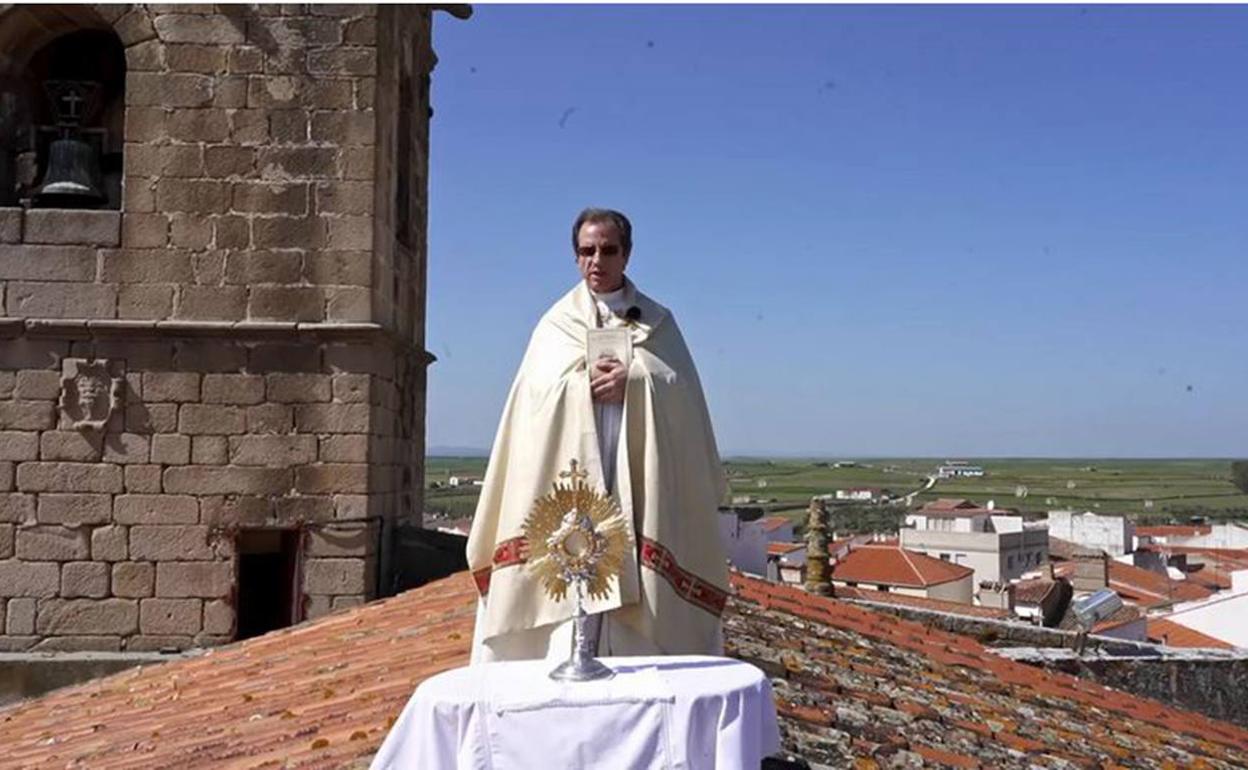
{"left": 0, "top": 572, "right": 477, "bottom": 769}
{"left": 921, "top": 498, "right": 980, "bottom": 511}
{"left": 729, "top": 574, "right": 1248, "bottom": 766}
{"left": 759, "top": 515, "right": 793, "bottom": 533}
{"left": 836, "top": 586, "right": 1014, "bottom": 620}
{"left": 831, "top": 544, "right": 973, "bottom": 588}
{"left": 5, "top": 570, "right": 1248, "bottom": 768}
{"left": 1147, "top": 618, "right": 1234, "bottom": 650}
{"left": 1160, "top": 546, "right": 1248, "bottom": 590}
{"left": 1012, "top": 578, "right": 1060, "bottom": 606}
{"left": 1108, "top": 561, "right": 1214, "bottom": 608}
{"left": 767, "top": 541, "right": 804, "bottom": 556}
{"left": 1047, "top": 535, "right": 1106, "bottom": 560}
{"left": 1136, "top": 524, "right": 1213, "bottom": 539}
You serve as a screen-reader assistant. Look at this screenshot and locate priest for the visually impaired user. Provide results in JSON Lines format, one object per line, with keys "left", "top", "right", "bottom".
{"left": 467, "top": 208, "right": 730, "bottom": 662}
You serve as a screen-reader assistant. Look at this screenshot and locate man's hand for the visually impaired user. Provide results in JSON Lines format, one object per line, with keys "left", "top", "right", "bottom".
{"left": 591, "top": 356, "right": 627, "bottom": 404}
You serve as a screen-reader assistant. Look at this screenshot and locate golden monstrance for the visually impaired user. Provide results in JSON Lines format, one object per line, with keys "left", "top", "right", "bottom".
{"left": 522, "top": 459, "right": 629, "bottom": 681}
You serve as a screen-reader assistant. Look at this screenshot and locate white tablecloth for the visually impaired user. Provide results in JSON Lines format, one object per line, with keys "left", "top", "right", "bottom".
{"left": 370, "top": 655, "right": 781, "bottom": 770}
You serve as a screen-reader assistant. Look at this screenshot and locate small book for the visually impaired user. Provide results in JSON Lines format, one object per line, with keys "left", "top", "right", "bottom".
{"left": 586, "top": 328, "right": 632, "bottom": 374}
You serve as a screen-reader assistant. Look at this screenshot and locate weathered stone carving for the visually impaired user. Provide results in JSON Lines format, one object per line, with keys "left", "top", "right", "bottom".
{"left": 59, "top": 358, "right": 123, "bottom": 431}
{"left": 804, "top": 497, "right": 833, "bottom": 596}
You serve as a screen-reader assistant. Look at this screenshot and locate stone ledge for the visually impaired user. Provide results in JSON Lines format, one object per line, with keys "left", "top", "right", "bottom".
{"left": 0, "top": 208, "right": 123, "bottom": 249}
{"left": 23, "top": 210, "right": 122, "bottom": 248}
{"left": 0, "top": 318, "right": 435, "bottom": 364}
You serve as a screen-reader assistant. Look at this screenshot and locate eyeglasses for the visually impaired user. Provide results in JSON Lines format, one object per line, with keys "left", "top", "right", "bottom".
{"left": 576, "top": 244, "right": 622, "bottom": 258}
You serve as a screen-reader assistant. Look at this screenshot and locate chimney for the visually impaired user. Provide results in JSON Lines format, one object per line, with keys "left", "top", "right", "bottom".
{"left": 804, "top": 498, "right": 832, "bottom": 596}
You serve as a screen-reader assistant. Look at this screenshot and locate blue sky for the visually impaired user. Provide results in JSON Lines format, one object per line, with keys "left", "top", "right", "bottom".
{"left": 425, "top": 5, "right": 1247, "bottom": 458}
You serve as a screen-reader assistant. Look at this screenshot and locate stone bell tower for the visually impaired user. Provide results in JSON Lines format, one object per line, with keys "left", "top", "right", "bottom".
{"left": 0, "top": 4, "right": 453, "bottom": 652}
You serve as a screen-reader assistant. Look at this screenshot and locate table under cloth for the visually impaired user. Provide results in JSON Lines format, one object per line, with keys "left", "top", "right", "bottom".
{"left": 370, "top": 655, "right": 781, "bottom": 770}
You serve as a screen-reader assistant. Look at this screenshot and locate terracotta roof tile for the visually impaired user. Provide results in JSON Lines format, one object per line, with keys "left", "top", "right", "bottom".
{"left": 1108, "top": 561, "right": 1213, "bottom": 608}
{"left": 728, "top": 573, "right": 1248, "bottom": 766}
{"left": 6, "top": 569, "right": 1248, "bottom": 769}
{"left": 1048, "top": 535, "right": 1106, "bottom": 560}
{"left": 1012, "top": 578, "right": 1059, "bottom": 605}
{"left": 1137, "top": 525, "right": 1213, "bottom": 538}
{"left": 0, "top": 572, "right": 477, "bottom": 769}
{"left": 921, "top": 498, "right": 978, "bottom": 511}
{"left": 768, "top": 542, "right": 804, "bottom": 556}
{"left": 836, "top": 586, "right": 1014, "bottom": 620}
{"left": 831, "top": 544, "right": 973, "bottom": 588}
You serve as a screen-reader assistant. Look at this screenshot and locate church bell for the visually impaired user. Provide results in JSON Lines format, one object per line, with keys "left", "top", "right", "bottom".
{"left": 33, "top": 79, "right": 105, "bottom": 208}
{"left": 34, "top": 136, "right": 105, "bottom": 207}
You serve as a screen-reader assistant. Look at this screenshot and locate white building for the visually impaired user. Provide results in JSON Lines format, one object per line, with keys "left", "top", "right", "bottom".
{"left": 901, "top": 500, "right": 1048, "bottom": 587}
{"left": 1168, "top": 523, "right": 1248, "bottom": 549}
{"left": 830, "top": 544, "right": 976, "bottom": 604}
{"left": 935, "top": 461, "right": 984, "bottom": 479}
{"left": 1046, "top": 510, "right": 1135, "bottom": 557}
{"left": 835, "top": 488, "right": 885, "bottom": 502}
{"left": 718, "top": 508, "right": 768, "bottom": 576}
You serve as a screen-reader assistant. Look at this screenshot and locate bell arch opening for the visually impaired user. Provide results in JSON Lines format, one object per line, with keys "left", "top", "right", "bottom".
{"left": 0, "top": 6, "right": 125, "bottom": 209}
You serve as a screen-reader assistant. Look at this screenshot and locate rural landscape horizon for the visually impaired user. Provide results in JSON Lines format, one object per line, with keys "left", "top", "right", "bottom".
{"left": 427, "top": 455, "right": 1248, "bottom": 531}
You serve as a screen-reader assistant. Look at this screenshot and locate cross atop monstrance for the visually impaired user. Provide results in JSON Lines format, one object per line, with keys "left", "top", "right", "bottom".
{"left": 559, "top": 459, "right": 589, "bottom": 483}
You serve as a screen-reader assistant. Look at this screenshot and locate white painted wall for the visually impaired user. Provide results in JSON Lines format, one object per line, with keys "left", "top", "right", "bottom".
{"left": 718, "top": 512, "right": 767, "bottom": 576}
{"left": 1182, "top": 523, "right": 1248, "bottom": 549}
{"left": 904, "top": 513, "right": 989, "bottom": 533}
{"left": 901, "top": 529, "right": 1002, "bottom": 582}
{"left": 1165, "top": 592, "right": 1248, "bottom": 648}
{"left": 1047, "top": 510, "right": 1134, "bottom": 556}
{"left": 928, "top": 574, "right": 974, "bottom": 604}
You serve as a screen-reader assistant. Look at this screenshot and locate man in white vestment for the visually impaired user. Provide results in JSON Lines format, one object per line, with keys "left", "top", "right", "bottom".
{"left": 467, "top": 208, "right": 730, "bottom": 662}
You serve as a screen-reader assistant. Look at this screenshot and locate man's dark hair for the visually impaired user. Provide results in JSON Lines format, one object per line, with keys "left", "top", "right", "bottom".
{"left": 572, "top": 208, "right": 633, "bottom": 256}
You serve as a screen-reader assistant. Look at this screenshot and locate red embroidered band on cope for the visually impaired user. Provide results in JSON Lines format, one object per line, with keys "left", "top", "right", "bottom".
{"left": 472, "top": 536, "right": 528, "bottom": 595}
{"left": 474, "top": 535, "right": 727, "bottom": 619}
{"left": 639, "top": 536, "right": 728, "bottom": 617}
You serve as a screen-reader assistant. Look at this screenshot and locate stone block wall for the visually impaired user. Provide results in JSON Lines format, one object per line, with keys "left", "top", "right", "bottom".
{"left": 0, "top": 4, "right": 383, "bottom": 323}
{"left": 0, "top": 332, "right": 408, "bottom": 651}
{"left": 0, "top": 4, "right": 436, "bottom": 650}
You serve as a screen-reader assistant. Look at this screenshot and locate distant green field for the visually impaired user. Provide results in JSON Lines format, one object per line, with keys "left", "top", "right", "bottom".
{"left": 424, "top": 456, "right": 1248, "bottom": 528}
{"left": 424, "top": 456, "right": 490, "bottom": 518}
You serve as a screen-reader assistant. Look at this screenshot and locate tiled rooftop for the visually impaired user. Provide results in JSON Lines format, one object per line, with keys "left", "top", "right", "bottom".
{"left": 1109, "top": 560, "right": 1213, "bottom": 608}
{"left": 728, "top": 574, "right": 1248, "bottom": 767}
{"left": 921, "top": 498, "right": 980, "bottom": 512}
{"left": 1011, "top": 577, "right": 1060, "bottom": 606}
{"left": 832, "top": 543, "right": 974, "bottom": 588}
{"left": 0, "top": 572, "right": 477, "bottom": 769}
{"left": 767, "top": 541, "right": 805, "bottom": 556}
{"left": 1156, "top": 546, "right": 1248, "bottom": 591}
{"left": 1137, "top": 524, "right": 1213, "bottom": 539}
{"left": 4, "top": 570, "right": 1248, "bottom": 768}
{"left": 836, "top": 586, "right": 1014, "bottom": 620}
{"left": 1048, "top": 535, "right": 1106, "bottom": 560}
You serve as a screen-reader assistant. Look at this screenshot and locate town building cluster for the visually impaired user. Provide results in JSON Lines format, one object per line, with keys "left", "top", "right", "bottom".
{"left": 721, "top": 493, "right": 1248, "bottom": 652}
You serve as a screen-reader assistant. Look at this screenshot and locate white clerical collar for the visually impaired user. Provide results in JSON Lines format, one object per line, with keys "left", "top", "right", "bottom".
{"left": 590, "top": 285, "right": 628, "bottom": 316}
